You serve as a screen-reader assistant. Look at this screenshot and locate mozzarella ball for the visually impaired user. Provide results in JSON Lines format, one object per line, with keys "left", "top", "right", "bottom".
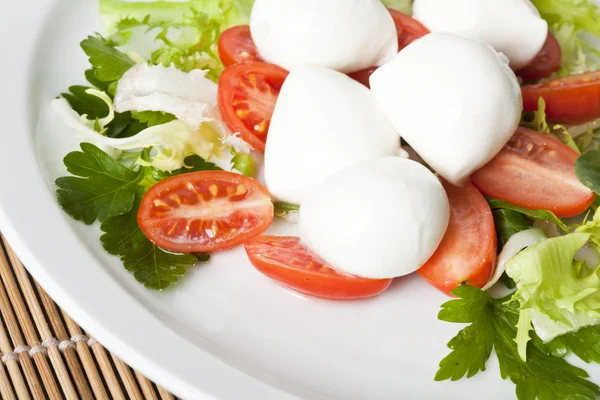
{"left": 265, "top": 66, "right": 400, "bottom": 205}
{"left": 299, "top": 157, "right": 450, "bottom": 279}
{"left": 413, "top": 0, "right": 548, "bottom": 69}
{"left": 250, "top": 0, "right": 398, "bottom": 73}
{"left": 370, "top": 33, "right": 522, "bottom": 186}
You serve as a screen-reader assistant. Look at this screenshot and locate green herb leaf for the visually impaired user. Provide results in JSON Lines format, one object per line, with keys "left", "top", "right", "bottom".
{"left": 274, "top": 202, "right": 300, "bottom": 217}
{"left": 55, "top": 143, "right": 140, "bottom": 224}
{"left": 437, "top": 286, "right": 600, "bottom": 400}
{"left": 100, "top": 191, "right": 198, "bottom": 290}
{"left": 488, "top": 198, "right": 568, "bottom": 232}
{"left": 130, "top": 111, "right": 176, "bottom": 127}
{"left": 151, "top": 155, "right": 221, "bottom": 182}
{"left": 436, "top": 286, "right": 494, "bottom": 380}
{"left": 576, "top": 150, "right": 600, "bottom": 195}
{"left": 81, "top": 35, "right": 135, "bottom": 83}
{"left": 62, "top": 86, "right": 110, "bottom": 119}
{"left": 551, "top": 325, "right": 600, "bottom": 364}
{"left": 493, "top": 209, "right": 533, "bottom": 248}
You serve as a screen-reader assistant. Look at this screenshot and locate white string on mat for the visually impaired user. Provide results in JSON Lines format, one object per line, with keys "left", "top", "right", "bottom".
{"left": 0, "top": 335, "right": 99, "bottom": 364}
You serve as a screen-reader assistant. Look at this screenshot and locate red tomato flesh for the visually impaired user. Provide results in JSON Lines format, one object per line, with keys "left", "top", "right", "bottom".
{"left": 349, "top": 10, "right": 429, "bottom": 88}
{"left": 218, "top": 62, "right": 289, "bottom": 153}
{"left": 245, "top": 236, "right": 393, "bottom": 300}
{"left": 515, "top": 32, "right": 562, "bottom": 83}
{"left": 388, "top": 9, "right": 430, "bottom": 50}
{"left": 471, "top": 127, "right": 595, "bottom": 218}
{"left": 522, "top": 71, "right": 600, "bottom": 125}
{"left": 418, "top": 182, "right": 497, "bottom": 296}
{"left": 138, "top": 171, "right": 274, "bottom": 253}
{"left": 218, "top": 25, "right": 262, "bottom": 67}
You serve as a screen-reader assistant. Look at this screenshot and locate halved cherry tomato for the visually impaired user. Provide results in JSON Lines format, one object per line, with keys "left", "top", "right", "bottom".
{"left": 349, "top": 10, "right": 429, "bottom": 88}
{"left": 388, "top": 9, "right": 430, "bottom": 50}
{"left": 515, "top": 32, "right": 562, "bottom": 83}
{"left": 218, "top": 62, "right": 289, "bottom": 153}
{"left": 522, "top": 71, "right": 600, "bottom": 125}
{"left": 471, "top": 127, "right": 595, "bottom": 218}
{"left": 245, "top": 236, "right": 393, "bottom": 300}
{"left": 348, "top": 67, "right": 379, "bottom": 88}
{"left": 138, "top": 171, "right": 274, "bottom": 253}
{"left": 218, "top": 26, "right": 262, "bottom": 67}
{"left": 418, "top": 181, "right": 497, "bottom": 296}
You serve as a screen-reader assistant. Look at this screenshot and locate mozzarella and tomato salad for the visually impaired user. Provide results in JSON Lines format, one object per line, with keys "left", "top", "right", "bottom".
{"left": 53, "top": 0, "right": 600, "bottom": 381}
{"left": 53, "top": 0, "right": 600, "bottom": 297}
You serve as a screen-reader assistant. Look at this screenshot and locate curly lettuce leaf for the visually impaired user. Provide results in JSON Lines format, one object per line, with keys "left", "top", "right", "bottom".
{"left": 100, "top": 0, "right": 254, "bottom": 80}
{"left": 521, "top": 97, "right": 580, "bottom": 152}
{"left": 506, "top": 232, "right": 600, "bottom": 356}
{"left": 531, "top": 0, "right": 600, "bottom": 75}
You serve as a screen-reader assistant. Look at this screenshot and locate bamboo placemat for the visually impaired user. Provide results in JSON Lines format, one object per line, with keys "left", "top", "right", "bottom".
{"left": 0, "top": 233, "right": 178, "bottom": 400}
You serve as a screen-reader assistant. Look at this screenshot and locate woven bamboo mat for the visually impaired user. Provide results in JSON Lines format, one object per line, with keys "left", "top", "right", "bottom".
{"left": 0, "top": 233, "right": 178, "bottom": 400}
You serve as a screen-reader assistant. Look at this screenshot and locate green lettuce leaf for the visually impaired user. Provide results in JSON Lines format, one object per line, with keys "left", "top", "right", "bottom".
{"left": 99, "top": 0, "right": 254, "bottom": 80}
{"left": 506, "top": 233, "right": 600, "bottom": 355}
{"left": 521, "top": 97, "right": 580, "bottom": 153}
{"left": 531, "top": 0, "right": 600, "bottom": 75}
{"left": 382, "top": 0, "right": 413, "bottom": 14}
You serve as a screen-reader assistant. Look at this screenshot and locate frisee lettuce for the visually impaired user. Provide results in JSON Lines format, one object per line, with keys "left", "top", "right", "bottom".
{"left": 521, "top": 97, "right": 580, "bottom": 152}
{"left": 100, "top": 0, "right": 254, "bottom": 81}
{"left": 506, "top": 233, "right": 600, "bottom": 351}
{"left": 530, "top": 0, "right": 600, "bottom": 75}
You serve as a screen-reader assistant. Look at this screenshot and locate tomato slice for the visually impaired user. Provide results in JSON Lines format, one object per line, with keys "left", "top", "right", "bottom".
{"left": 418, "top": 181, "right": 497, "bottom": 296}
{"left": 522, "top": 71, "right": 600, "bottom": 125}
{"left": 218, "top": 62, "right": 289, "bottom": 153}
{"left": 349, "top": 10, "right": 429, "bottom": 88}
{"left": 471, "top": 127, "right": 595, "bottom": 218}
{"left": 218, "top": 25, "right": 262, "bottom": 67}
{"left": 515, "top": 32, "right": 562, "bottom": 83}
{"left": 348, "top": 67, "right": 379, "bottom": 88}
{"left": 245, "top": 236, "right": 393, "bottom": 300}
{"left": 138, "top": 171, "right": 274, "bottom": 253}
{"left": 388, "top": 9, "right": 430, "bottom": 50}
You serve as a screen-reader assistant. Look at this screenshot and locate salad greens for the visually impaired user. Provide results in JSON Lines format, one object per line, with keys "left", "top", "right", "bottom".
{"left": 576, "top": 149, "right": 600, "bottom": 195}
{"left": 54, "top": 0, "right": 255, "bottom": 290}
{"left": 487, "top": 198, "right": 569, "bottom": 232}
{"left": 58, "top": 143, "right": 217, "bottom": 289}
{"left": 521, "top": 98, "right": 580, "bottom": 152}
{"left": 437, "top": 286, "right": 600, "bottom": 400}
{"left": 530, "top": 0, "right": 600, "bottom": 76}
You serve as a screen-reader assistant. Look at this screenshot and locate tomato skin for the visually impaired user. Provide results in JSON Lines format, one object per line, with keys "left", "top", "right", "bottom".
{"left": 349, "top": 10, "right": 429, "bottom": 88}
{"left": 471, "top": 127, "right": 595, "bottom": 218}
{"left": 218, "top": 25, "right": 262, "bottom": 67}
{"left": 347, "top": 67, "right": 379, "bottom": 88}
{"left": 245, "top": 236, "right": 393, "bottom": 300}
{"left": 388, "top": 9, "right": 430, "bottom": 50}
{"left": 522, "top": 71, "right": 600, "bottom": 125}
{"left": 418, "top": 182, "right": 497, "bottom": 296}
{"left": 515, "top": 32, "right": 562, "bottom": 83}
{"left": 138, "top": 171, "right": 274, "bottom": 253}
{"left": 218, "top": 62, "right": 289, "bottom": 153}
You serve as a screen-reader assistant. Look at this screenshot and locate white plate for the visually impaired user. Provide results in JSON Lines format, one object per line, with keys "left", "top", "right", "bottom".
{"left": 1, "top": 1, "right": 598, "bottom": 399}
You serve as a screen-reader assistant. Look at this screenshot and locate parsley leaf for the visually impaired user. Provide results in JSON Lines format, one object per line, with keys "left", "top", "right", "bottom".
{"left": 151, "top": 155, "right": 220, "bottom": 181}
{"left": 81, "top": 35, "right": 135, "bottom": 83}
{"left": 61, "top": 85, "right": 147, "bottom": 139}
{"left": 488, "top": 198, "right": 568, "bottom": 232}
{"left": 62, "top": 86, "right": 110, "bottom": 118}
{"left": 131, "top": 111, "right": 176, "bottom": 127}
{"left": 550, "top": 325, "right": 600, "bottom": 364}
{"left": 100, "top": 191, "right": 199, "bottom": 290}
{"left": 437, "top": 286, "right": 600, "bottom": 400}
{"left": 55, "top": 143, "right": 140, "bottom": 224}
{"left": 56, "top": 145, "right": 218, "bottom": 290}
{"left": 436, "top": 287, "right": 494, "bottom": 380}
